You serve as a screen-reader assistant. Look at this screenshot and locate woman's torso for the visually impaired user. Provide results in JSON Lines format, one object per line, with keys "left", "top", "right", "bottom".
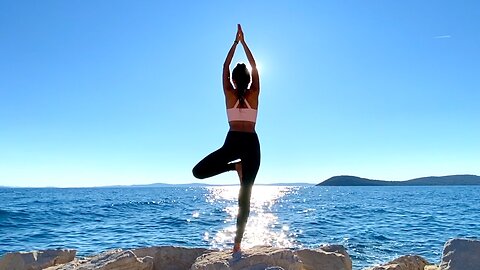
{"left": 225, "top": 89, "right": 259, "bottom": 133}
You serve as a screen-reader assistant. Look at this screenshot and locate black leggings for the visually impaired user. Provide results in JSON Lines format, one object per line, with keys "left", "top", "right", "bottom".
{"left": 192, "top": 131, "right": 260, "bottom": 244}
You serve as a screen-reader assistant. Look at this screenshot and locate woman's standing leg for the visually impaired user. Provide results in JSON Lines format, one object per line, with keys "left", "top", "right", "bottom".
{"left": 233, "top": 133, "right": 260, "bottom": 250}
{"left": 234, "top": 183, "right": 253, "bottom": 249}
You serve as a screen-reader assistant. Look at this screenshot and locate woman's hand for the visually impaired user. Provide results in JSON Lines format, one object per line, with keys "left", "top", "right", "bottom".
{"left": 236, "top": 24, "right": 244, "bottom": 43}
{"left": 236, "top": 24, "right": 258, "bottom": 91}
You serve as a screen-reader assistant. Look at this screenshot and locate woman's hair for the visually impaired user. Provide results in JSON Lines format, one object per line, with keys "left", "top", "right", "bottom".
{"left": 232, "top": 63, "right": 251, "bottom": 106}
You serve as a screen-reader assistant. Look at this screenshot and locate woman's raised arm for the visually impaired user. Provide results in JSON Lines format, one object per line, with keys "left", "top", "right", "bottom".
{"left": 223, "top": 33, "right": 239, "bottom": 92}
{"left": 237, "top": 24, "right": 259, "bottom": 91}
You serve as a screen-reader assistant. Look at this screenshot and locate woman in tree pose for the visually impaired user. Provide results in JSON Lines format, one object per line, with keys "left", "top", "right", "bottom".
{"left": 192, "top": 24, "right": 260, "bottom": 254}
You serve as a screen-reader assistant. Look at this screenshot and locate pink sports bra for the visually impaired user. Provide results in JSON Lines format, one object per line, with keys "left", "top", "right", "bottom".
{"left": 226, "top": 99, "right": 258, "bottom": 123}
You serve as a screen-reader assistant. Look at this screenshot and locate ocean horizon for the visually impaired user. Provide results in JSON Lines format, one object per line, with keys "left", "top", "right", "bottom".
{"left": 0, "top": 182, "right": 317, "bottom": 189}
{"left": 1, "top": 185, "right": 479, "bottom": 269}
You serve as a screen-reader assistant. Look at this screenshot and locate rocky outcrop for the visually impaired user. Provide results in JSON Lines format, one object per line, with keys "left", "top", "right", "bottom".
{"left": 191, "top": 245, "right": 352, "bottom": 270}
{"left": 3, "top": 239, "right": 480, "bottom": 270}
{"left": 440, "top": 238, "right": 480, "bottom": 270}
{"left": 367, "top": 255, "right": 430, "bottom": 270}
{"left": 0, "top": 249, "right": 76, "bottom": 270}
{"left": 1, "top": 246, "right": 350, "bottom": 270}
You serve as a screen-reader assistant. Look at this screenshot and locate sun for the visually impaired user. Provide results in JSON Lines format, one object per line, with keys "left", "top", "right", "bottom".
{"left": 244, "top": 61, "right": 262, "bottom": 74}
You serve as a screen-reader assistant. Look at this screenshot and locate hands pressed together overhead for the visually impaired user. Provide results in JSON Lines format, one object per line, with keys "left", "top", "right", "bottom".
{"left": 235, "top": 24, "right": 244, "bottom": 43}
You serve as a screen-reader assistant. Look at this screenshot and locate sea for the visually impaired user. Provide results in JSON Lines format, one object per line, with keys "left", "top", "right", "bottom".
{"left": 1, "top": 185, "right": 479, "bottom": 269}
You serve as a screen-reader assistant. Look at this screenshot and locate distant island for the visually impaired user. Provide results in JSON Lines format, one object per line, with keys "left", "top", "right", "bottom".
{"left": 317, "top": 174, "right": 480, "bottom": 186}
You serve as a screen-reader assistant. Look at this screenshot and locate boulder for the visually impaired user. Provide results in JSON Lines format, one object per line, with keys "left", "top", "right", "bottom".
{"left": 0, "top": 249, "right": 76, "bottom": 270}
{"left": 368, "top": 255, "right": 430, "bottom": 270}
{"left": 191, "top": 245, "right": 352, "bottom": 270}
{"left": 132, "top": 246, "right": 209, "bottom": 270}
{"left": 296, "top": 245, "right": 352, "bottom": 270}
{"left": 440, "top": 238, "right": 480, "bottom": 270}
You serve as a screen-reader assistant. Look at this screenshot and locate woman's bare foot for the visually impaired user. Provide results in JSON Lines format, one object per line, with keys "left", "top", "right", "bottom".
{"left": 235, "top": 162, "right": 243, "bottom": 183}
{"left": 233, "top": 243, "right": 241, "bottom": 253}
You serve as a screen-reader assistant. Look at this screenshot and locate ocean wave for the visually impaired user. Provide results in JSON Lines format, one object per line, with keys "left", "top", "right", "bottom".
{"left": 0, "top": 209, "right": 11, "bottom": 217}
{"left": 104, "top": 199, "right": 177, "bottom": 209}
{"left": 0, "top": 209, "right": 30, "bottom": 220}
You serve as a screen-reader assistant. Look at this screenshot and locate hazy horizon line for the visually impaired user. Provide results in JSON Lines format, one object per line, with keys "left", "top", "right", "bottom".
{"left": 2, "top": 173, "right": 478, "bottom": 188}
{"left": 0, "top": 182, "right": 317, "bottom": 189}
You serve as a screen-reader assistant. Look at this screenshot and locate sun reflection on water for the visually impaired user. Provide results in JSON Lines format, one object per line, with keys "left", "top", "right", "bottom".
{"left": 204, "top": 186, "right": 298, "bottom": 250}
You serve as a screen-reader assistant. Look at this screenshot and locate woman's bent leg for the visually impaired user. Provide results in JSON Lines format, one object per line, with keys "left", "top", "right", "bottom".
{"left": 192, "top": 145, "right": 238, "bottom": 179}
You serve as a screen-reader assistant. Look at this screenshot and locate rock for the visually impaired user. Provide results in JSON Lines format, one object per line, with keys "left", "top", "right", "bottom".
{"left": 440, "top": 238, "right": 480, "bottom": 270}
{"left": 191, "top": 246, "right": 302, "bottom": 270}
{"left": 45, "top": 246, "right": 207, "bottom": 270}
{"left": 0, "top": 249, "right": 76, "bottom": 270}
{"left": 191, "top": 245, "right": 352, "bottom": 270}
{"left": 132, "top": 246, "right": 209, "bottom": 270}
{"left": 83, "top": 249, "right": 153, "bottom": 270}
{"left": 296, "top": 245, "right": 352, "bottom": 270}
{"left": 368, "top": 255, "right": 430, "bottom": 270}
{"left": 45, "top": 249, "right": 152, "bottom": 270}
{"left": 39, "top": 245, "right": 350, "bottom": 270}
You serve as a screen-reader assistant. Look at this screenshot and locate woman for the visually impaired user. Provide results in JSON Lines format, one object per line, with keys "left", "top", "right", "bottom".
{"left": 192, "top": 24, "right": 260, "bottom": 254}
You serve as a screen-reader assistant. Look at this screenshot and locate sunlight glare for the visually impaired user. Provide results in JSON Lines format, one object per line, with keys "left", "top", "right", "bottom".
{"left": 244, "top": 62, "right": 262, "bottom": 74}
{"left": 205, "top": 186, "right": 297, "bottom": 250}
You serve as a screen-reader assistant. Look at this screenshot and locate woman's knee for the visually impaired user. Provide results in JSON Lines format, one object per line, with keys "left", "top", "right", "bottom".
{"left": 240, "top": 160, "right": 259, "bottom": 185}
{"left": 192, "top": 164, "right": 206, "bottom": 179}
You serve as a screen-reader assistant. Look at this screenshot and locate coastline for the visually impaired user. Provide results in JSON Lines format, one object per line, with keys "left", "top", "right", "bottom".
{"left": 1, "top": 238, "right": 479, "bottom": 270}
{"left": 2, "top": 186, "right": 479, "bottom": 269}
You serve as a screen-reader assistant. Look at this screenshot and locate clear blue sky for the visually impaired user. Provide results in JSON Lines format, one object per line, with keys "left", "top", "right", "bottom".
{"left": 1, "top": 1, "right": 479, "bottom": 187}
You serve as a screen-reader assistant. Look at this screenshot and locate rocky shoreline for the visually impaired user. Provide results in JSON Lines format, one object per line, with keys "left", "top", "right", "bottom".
{"left": 1, "top": 238, "right": 478, "bottom": 270}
